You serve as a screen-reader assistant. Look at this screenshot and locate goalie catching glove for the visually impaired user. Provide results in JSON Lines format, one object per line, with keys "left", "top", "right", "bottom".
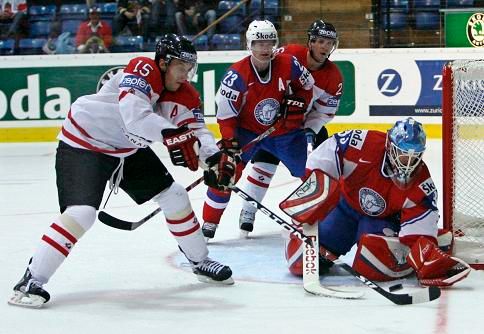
{"left": 406, "top": 236, "right": 471, "bottom": 287}
{"left": 162, "top": 126, "right": 200, "bottom": 171}
{"left": 204, "top": 138, "right": 239, "bottom": 190}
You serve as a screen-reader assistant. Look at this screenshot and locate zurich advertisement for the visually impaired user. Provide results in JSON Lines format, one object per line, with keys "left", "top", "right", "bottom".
{"left": 369, "top": 60, "right": 447, "bottom": 117}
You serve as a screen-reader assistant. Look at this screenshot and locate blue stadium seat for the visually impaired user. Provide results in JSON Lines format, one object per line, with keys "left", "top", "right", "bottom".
{"left": 249, "top": 0, "right": 279, "bottom": 17}
{"left": 447, "top": 0, "right": 474, "bottom": 7}
{"left": 0, "top": 39, "right": 15, "bottom": 55}
{"left": 380, "top": 0, "right": 410, "bottom": 11}
{"left": 111, "top": 36, "right": 144, "bottom": 53}
{"left": 414, "top": 0, "right": 440, "bottom": 9}
{"left": 217, "top": 1, "right": 245, "bottom": 16}
{"left": 28, "top": 5, "right": 56, "bottom": 22}
{"left": 59, "top": 4, "right": 88, "bottom": 20}
{"left": 415, "top": 12, "right": 440, "bottom": 29}
{"left": 29, "top": 21, "right": 51, "bottom": 38}
{"left": 99, "top": 2, "right": 117, "bottom": 21}
{"left": 61, "top": 19, "right": 83, "bottom": 35}
{"left": 18, "top": 38, "right": 46, "bottom": 55}
{"left": 211, "top": 34, "right": 241, "bottom": 50}
{"left": 186, "top": 34, "right": 209, "bottom": 51}
{"left": 382, "top": 12, "right": 408, "bottom": 30}
{"left": 219, "top": 15, "right": 244, "bottom": 34}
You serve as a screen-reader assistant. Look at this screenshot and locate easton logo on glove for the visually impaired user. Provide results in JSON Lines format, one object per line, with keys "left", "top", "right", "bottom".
{"left": 164, "top": 131, "right": 196, "bottom": 146}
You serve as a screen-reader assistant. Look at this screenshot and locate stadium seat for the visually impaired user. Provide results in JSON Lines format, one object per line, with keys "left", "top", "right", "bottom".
{"left": 61, "top": 19, "right": 83, "bottom": 35}
{"left": 28, "top": 5, "right": 56, "bottom": 22}
{"left": 111, "top": 36, "right": 144, "bottom": 53}
{"left": 447, "top": 0, "right": 474, "bottom": 7}
{"left": 99, "top": 2, "right": 117, "bottom": 26}
{"left": 219, "top": 15, "right": 244, "bottom": 34}
{"left": 414, "top": 0, "right": 440, "bottom": 9}
{"left": 29, "top": 21, "right": 51, "bottom": 38}
{"left": 211, "top": 34, "right": 241, "bottom": 50}
{"left": 185, "top": 34, "right": 209, "bottom": 51}
{"left": 382, "top": 12, "right": 408, "bottom": 30}
{"left": 380, "top": 0, "right": 410, "bottom": 11}
{"left": 59, "top": 4, "right": 88, "bottom": 21}
{"left": 18, "top": 38, "right": 46, "bottom": 55}
{"left": 249, "top": 0, "right": 279, "bottom": 17}
{"left": 415, "top": 12, "right": 440, "bottom": 29}
{"left": 0, "top": 39, "right": 15, "bottom": 55}
{"left": 217, "top": 1, "right": 245, "bottom": 16}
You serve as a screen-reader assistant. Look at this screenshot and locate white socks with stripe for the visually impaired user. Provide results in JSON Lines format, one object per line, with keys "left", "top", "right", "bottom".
{"left": 154, "top": 182, "right": 208, "bottom": 263}
{"left": 29, "top": 205, "right": 95, "bottom": 284}
{"left": 241, "top": 162, "right": 277, "bottom": 213}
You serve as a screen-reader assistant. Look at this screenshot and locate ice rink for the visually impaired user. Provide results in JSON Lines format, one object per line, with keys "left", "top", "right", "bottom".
{"left": 1, "top": 140, "right": 483, "bottom": 334}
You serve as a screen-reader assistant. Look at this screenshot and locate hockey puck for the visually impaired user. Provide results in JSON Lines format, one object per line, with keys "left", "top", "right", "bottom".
{"left": 389, "top": 284, "right": 403, "bottom": 292}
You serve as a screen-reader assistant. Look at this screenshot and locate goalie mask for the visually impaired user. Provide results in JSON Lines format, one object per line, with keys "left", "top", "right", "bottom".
{"left": 155, "top": 33, "right": 198, "bottom": 80}
{"left": 246, "top": 20, "right": 279, "bottom": 59}
{"left": 384, "top": 118, "right": 426, "bottom": 188}
{"left": 307, "top": 19, "right": 339, "bottom": 63}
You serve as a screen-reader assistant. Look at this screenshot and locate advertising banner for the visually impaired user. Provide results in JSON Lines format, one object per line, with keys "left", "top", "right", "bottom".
{"left": 444, "top": 10, "right": 484, "bottom": 47}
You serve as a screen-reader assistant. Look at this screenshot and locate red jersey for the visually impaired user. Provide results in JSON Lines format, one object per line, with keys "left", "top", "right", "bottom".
{"left": 75, "top": 20, "right": 113, "bottom": 49}
{"left": 215, "top": 53, "right": 314, "bottom": 139}
{"left": 307, "top": 129, "right": 439, "bottom": 246}
{"left": 279, "top": 44, "right": 343, "bottom": 134}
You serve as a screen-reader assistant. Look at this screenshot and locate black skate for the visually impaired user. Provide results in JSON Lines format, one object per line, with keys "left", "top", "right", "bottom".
{"left": 8, "top": 267, "right": 50, "bottom": 308}
{"left": 239, "top": 209, "right": 255, "bottom": 237}
{"left": 192, "top": 258, "right": 234, "bottom": 285}
{"left": 202, "top": 222, "right": 218, "bottom": 241}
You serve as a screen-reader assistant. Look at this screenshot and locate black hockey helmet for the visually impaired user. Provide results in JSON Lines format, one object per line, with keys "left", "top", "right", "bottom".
{"left": 307, "top": 19, "right": 338, "bottom": 41}
{"left": 155, "top": 33, "right": 197, "bottom": 65}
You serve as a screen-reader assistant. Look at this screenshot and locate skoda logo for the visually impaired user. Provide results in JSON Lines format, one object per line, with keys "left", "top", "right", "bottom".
{"left": 377, "top": 69, "right": 402, "bottom": 97}
{"left": 97, "top": 66, "right": 126, "bottom": 92}
{"left": 467, "top": 13, "right": 484, "bottom": 47}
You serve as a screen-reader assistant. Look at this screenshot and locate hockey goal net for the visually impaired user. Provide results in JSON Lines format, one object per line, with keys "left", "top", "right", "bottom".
{"left": 442, "top": 59, "right": 484, "bottom": 269}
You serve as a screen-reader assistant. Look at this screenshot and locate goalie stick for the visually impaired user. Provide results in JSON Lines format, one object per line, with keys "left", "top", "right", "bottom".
{"left": 98, "top": 125, "right": 278, "bottom": 231}
{"left": 232, "top": 185, "right": 441, "bottom": 305}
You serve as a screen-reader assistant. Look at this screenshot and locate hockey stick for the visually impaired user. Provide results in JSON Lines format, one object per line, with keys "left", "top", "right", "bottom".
{"left": 232, "top": 186, "right": 441, "bottom": 305}
{"left": 98, "top": 125, "right": 278, "bottom": 231}
{"left": 302, "top": 223, "right": 364, "bottom": 299}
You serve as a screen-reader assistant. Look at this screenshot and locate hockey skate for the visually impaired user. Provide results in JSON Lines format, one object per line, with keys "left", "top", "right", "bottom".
{"left": 191, "top": 258, "right": 234, "bottom": 285}
{"left": 202, "top": 222, "right": 218, "bottom": 241}
{"left": 239, "top": 209, "right": 255, "bottom": 238}
{"left": 8, "top": 266, "right": 50, "bottom": 308}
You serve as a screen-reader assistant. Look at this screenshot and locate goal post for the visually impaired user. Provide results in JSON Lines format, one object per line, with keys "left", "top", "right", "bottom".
{"left": 442, "top": 59, "right": 484, "bottom": 269}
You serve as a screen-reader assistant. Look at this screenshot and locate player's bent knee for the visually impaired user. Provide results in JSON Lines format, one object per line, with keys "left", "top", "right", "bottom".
{"left": 62, "top": 205, "right": 97, "bottom": 237}
{"left": 353, "top": 234, "right": 413, "bottom": 281}
{"left": 153, "top": 182, "right": 192, "bottom": 219}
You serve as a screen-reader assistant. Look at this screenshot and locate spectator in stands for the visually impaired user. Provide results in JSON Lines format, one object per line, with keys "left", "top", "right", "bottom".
{"left": 113, "top": 0, "right": 151, "bottom": 38}
{"left": 175, "top": 0, "right": 217, "bottom": 37}
{"left": 148, "top": 0, "right": 176, "bottom": 40}
{"left": 76, "top": 5, "right": 112, "bottom": 53}
{"left": 0, "top": 0, "right": 27, "bottom": 40}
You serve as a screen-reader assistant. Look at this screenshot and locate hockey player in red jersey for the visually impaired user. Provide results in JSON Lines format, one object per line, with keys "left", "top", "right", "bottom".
{"left": 9, "top": 34, "right": 236, "bottom": 308}
{"left": 238, "top": 19, "right": 343, "bottom": 236}
{"left": 201, "top": 19, "right": 315, "bottom": 240}
{"left": 283, "top": 118, "right": 471, "bottom": 287}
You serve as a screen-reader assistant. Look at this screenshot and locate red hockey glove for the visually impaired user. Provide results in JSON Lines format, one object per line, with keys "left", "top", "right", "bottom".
{"left": 217, "top": 137, "right": 241, "bottom": 157}
{"left": 162, "top": 126, "right": 200, "bottom": 171}
{"left": 274, "top": 95, "right": 306, "bottom": 134}
{"left": 203, "top": 150, "right": 237, "bottom": 190}
{"left": 406, "top": 236, "right": 471, "bottom": 287}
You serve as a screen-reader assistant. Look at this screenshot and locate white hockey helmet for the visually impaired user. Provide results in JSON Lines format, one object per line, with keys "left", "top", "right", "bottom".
{"left": 245, "top": 20, "right": 279, "bottom": 53}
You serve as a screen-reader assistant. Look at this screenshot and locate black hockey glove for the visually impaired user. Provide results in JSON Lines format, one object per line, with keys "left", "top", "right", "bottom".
{"left": 204, "top": 150, "right": 237, "bottom": 191}
{"left": 162, "top": 126, "right": 200, "bottom": 171}
{"left": 274, "top": 95, "right": 306, "bottom": 134}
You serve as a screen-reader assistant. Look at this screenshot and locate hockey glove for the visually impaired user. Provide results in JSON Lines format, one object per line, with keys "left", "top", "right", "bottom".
{"left": 406, "top": 236, "right": 471, "bottom": 287}
{"left": 162, "top": 126, "right": 200, "bottom": 171}
{"left": 275, "top": 95, "right": 306, "bottom": 133}
{"left": 217, "top": 138, "right": 241, "bottom": 157}
{"left": 204, "top": 150, "right": 237, "bottom": 190}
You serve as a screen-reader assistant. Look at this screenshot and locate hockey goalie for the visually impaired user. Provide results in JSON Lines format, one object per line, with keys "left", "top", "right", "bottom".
{"left": 280, "top": 118, "right": 471, "bottom": 287}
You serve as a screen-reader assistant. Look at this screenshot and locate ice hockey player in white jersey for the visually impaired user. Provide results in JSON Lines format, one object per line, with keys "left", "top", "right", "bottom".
{"left": 8, "top": 34, "right": 237, "bottom": 308}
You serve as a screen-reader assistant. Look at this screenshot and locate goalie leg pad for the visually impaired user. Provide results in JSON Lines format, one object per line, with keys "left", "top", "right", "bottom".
{"left": 279, "top": 169, "right": 340, "bottom": 224}
{"left": 353, "top": 234, "right": 413, "bottom": 282}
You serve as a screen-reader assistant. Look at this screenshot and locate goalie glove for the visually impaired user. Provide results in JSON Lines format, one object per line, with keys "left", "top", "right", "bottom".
{"left": 203, "top": 150, "right": 237, "bottom": 191}
{"left": 406, "top": 236, "right": 471, "bottom": 287}
{"left": 162, "top": 126, "right": 200, "bottom": 171}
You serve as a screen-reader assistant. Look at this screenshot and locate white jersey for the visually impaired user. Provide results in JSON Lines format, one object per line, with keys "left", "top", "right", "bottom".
{"left": 58, "top": 56, "right": 218, "bottom": 161}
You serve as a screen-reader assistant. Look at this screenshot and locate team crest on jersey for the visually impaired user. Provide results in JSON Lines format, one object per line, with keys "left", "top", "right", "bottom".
{"left": 254, "top": 98, "right": 280, "bottom": 125}
{"left": 96, "top": 66, "right": 125, "bottom": 92}
{"left": 359, "top": 187, "right": 386, "bottom": 216}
